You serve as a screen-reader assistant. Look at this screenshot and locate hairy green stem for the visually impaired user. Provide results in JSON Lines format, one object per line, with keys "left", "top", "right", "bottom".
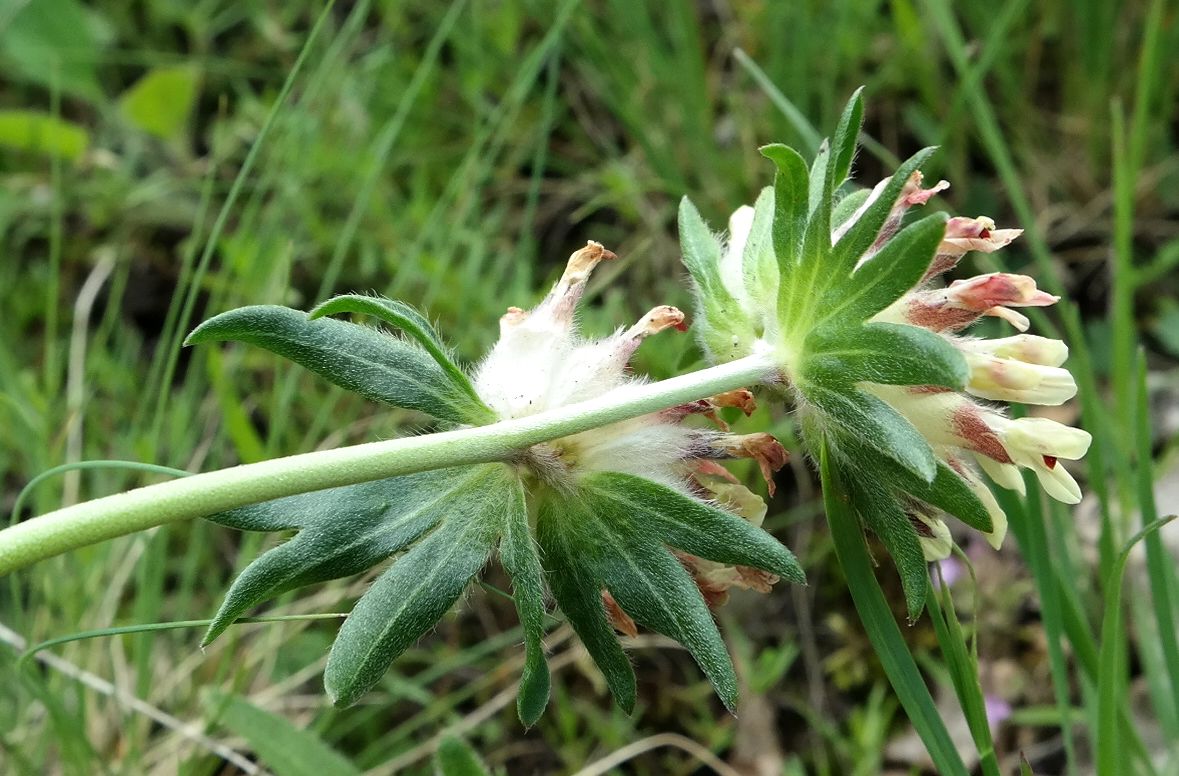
{"left": 0, "top": 353, "right": 777, "bottom": 576}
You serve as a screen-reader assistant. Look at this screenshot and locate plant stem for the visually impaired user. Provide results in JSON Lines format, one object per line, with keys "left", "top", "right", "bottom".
{"left": 0, "top": 353, "right": 777, "bottom": 576}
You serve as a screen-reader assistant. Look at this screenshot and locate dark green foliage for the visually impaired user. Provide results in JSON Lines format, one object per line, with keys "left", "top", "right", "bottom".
{"left": 186, "top": 304, "right": 494, "bottom": 425}
{"left": 536, "top": 475, "right": 808, "bottom": 712}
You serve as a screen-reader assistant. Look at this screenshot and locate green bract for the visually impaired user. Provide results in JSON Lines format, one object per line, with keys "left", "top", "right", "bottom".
{"left": 189, "top": 294, "right": 804, "bottom": 724}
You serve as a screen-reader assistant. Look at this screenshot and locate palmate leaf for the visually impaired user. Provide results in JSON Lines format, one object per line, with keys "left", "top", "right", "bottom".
{"left": 185, "top": 304, "right": 494, "bottom": 425}
{"left": 818, "top": 211, "right": 948, "bottom": 327}
{"left": 202, "top": 466, "right": 497, "bottom": 645}
{"left": 536, "top": 475, "right": 805, "bottom": 712}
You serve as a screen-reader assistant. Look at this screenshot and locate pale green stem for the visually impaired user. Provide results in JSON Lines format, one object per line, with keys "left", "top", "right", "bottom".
{"left": 0, "top": 353, "right": 778, "bottom": 576}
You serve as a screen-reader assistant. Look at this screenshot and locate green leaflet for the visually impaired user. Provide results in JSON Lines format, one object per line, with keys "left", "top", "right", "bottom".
{"left": 829, "top": 146, "right": 938, "bottom": 276}
{"left": 535, "top": 495, "right": 637, "bottom": 712}
{"left": 818, "top": 211, "right": 948, "bottom": 326}
{"left": 836, "top": 459, "right": 928, "bottom": 620}
{"left": 760, "top": 142, "right": 809, "bottom": 270}
{"left": 833, "top": 430, "right": 993, "bottom": 533}
{"left": 832, "top": 188, "right": 872, "bottom": 230}
{"left": 497, "top": 475, "right": 551, "bottom": 726}
{"left": 806, "top": 139, "right": 832, "bottom": 217}
{"left": 804, "top": 321, "right": 969, "bottom": 390}
{"left": 805, "top": 383, "right": 938, "bottom": 482}
{"left": 202, "top": 466, "right": 495, "bottom": 645}
{"left": 185, "top": 304, "right": 494, "bottom": 425}
{"left": 324, "top": 465, "right": 515, "bottom": 707}
{"left": 580, "top": 472, "right": 805, "bottom": 584}
{"left": 308, "top": 294, "right": 486, "bottom": 413}
{"left": 741, "top": 186, "right": 778, "bottom": 312}
{"left": 829, "top": 86, "right": 865, "bottom": 187}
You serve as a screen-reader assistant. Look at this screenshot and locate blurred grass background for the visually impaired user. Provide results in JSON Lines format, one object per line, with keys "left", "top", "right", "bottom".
{"left": 1, "top": 0, "right": 1178, "bottom": 773}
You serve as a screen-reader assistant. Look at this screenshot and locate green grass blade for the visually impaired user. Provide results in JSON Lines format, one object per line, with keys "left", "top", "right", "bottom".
{"left": 926, "top": 569, "right": 1001, "bottom": 776}
{"left": 820, "top": 442, "right": 969, "bottom": 775}
{"left": 1097, "top": 516, "right": 1177, "bottom": 775}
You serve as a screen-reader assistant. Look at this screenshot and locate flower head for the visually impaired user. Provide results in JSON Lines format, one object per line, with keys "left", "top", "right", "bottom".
{"left": 680, "top": 90, "right": 1091, "bottom": 616}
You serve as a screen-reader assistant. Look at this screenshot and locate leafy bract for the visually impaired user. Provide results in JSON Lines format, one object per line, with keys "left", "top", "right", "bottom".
{"left": 760, "top": 143, "right": 809, "bottom": 270}
{"left": 831, "top": 430, "right": 993, "bottom": 533}
{"left": 830, "top": 146, "right": 938, "bottom": 274}
{"left": 818, "top": 211, "right": 948, "bottom": 326}
{"left": 536, "top": 474, "right": 805, "bottom": 712}
{"left": 836, "top": 460, "right": 929, "bottom": 620}
{"left": 805, "top": 383, "right": 938, "bottom": 482}
{"left": 308, "top": 294, "right": 484, "bottom": 409}
{"left": 830, "top": 86, "right": 865, "bottom": 188}
{"left": 186, "top": 304, "right": 494, "bottom": 425}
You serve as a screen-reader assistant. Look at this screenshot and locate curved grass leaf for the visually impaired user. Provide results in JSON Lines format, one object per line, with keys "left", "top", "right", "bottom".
{"left": 805, "top": 321, "right": 968, "bottom": 390}
{"left": 497, "top": 475, "right": 551, "bottom": 726}
{"left": 308, "top": 294, "right": 485, "bottom": 412}
{"left": 185, "top": 305, "right": 493, "bottom": 425}
{"left": 819, "top": 211, "right": 948, "bottom": 326}
{"left": 535, "top": 496, "right": 636, "bottom": 712}
{"left": 324, "top": 465, "right": 513, "bottom": 707}
{"left": 806, "top": 383, "right": 938, "bottom": 482}
{"left": 820, "top": 443, "right": 969, "bottom": 776}
{"left": 830, "top": 146, "right": 938, "bottom": 274}
{"left": 580, "top": 471, "right": 804, "bottom": 584}
{"left": 203, "top": 466, "right": 494, "bottom": 645}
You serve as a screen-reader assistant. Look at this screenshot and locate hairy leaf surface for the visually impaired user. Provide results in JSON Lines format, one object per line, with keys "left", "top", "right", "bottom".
{"left": 186, "top": 305, "right": 493, "bottom": 424}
